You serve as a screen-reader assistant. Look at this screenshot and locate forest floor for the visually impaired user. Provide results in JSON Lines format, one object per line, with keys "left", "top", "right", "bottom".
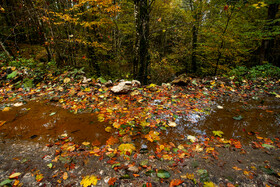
{"left": 0, "top": 68, "right": 280, "bottom": 186}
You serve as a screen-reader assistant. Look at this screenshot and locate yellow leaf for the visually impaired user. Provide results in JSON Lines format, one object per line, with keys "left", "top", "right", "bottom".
{"left": 195, "top": 145, "right": 203, "bottom": 152}
{"left": 80, "top": 175, "right": 99, "bottom": 187}
{"left": 118, "top": 143, "right": 136, "bottom": 155}
{"left": 2, "top": 107, "right": 11, "bottom": 112}
{"left": 9, "top": 172, "right": 21, "bottom": 179}
{"left": 84, "top": 87, "right": 91, "bottom": 92}
{"left": 204, "top": 181, "right": 217, "bottom": 187}
{"left": 113, "top": 122, "right": 120, "bottom": 129}
{"left": 105, "top": 126, "right": 112, "bottom": 132}
{"left": 144, "top": 131, "right": 160, "bottom": 142}
{"left": 181, "top": 173, "right": 194, "bottom": 180}
{"left": 63, "top": 78, "right": 71, "bottom": 83}
{"left": 162, "top": 154, "right": 173, "bottom": 160}
{"left": 206, "top": 147, "right": 214, "bottom": 153}
{"left": 178, "top": 144, "right": 184, "bottom": 150}
{"left": 63, "top": 172, "right": 68, "bottom": 180}
{"left": 82, "top": 142, "right": 90, "bottom": 146}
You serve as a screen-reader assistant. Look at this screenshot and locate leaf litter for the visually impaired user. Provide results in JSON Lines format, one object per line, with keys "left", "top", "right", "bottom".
{"left": 0, "top": 69, "right": 280, "bottom": 186}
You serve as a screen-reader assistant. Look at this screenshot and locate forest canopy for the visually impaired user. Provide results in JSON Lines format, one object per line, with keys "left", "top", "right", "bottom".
{"left": 0, "top": 0, "right": 279, "bottom": 84}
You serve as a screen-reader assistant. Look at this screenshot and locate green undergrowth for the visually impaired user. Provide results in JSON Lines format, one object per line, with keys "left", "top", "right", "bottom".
{"left": 226, "top": 64, "right": 280, "bottom": 81}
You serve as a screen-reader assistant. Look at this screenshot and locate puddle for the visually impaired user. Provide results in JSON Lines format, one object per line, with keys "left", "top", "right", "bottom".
{"left": 160, "top": 96, "right": 280, "bottom": 143}
{"left": 1, "top": 97, "right": 279, "bottom": 146}
{"left": 0, "top": 100, "right": 110, "bottom": 144}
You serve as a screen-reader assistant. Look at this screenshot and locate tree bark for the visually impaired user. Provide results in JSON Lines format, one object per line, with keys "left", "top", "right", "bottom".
{"left": 259, "top": 3, "right": 279, "bottom": 66}
{"left": 134, "top": 0, "right": 153, "bottom": 85}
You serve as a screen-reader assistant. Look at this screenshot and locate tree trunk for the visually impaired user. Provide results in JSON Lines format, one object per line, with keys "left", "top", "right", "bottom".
{"left": 134, "top": 0, "right": 152, "bottom": 85}
{"left": 191, "top": 25, "right": 198, "bottom": 73}
{"left": 259, "top": 3, "right": 279, "bottom": 66}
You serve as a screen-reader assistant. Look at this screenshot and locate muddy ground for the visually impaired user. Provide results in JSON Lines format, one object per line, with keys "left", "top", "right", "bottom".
{"left": 0, "top": 76, "right": 280, "bottom": 186}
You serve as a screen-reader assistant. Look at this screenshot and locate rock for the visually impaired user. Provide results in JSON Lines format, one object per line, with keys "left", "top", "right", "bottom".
{"left": 111, "top": 80, "right": 140, "bottom": 94}
{"left": 104, "top": 80, "right": 113, "bottom": 87}
{"left": 111, "top": 81, "right": 132, "bottom": 94}
{"left": 171, "top": 74, "right": 191, "bottom": 86}
{"left": 132, "top": 80, "right": 141, "bottom": 87}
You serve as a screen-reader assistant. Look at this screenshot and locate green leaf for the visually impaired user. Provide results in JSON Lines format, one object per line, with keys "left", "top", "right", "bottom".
{"left": 47, "top": 163, "right": 53, "bottom": 168}
{"left": 0, "top": 179, "right": 13, "bottom": 186}
{"left": 97, "top": 77, "right": 107, "bottom": 84}
{"left": 140, "top": 159, "right": 149, "bottom": 166}
{"left": 111, "top": 163, "right": 120, "bottom": 168}
{"left": 49, "top": 112, "right": 56, "bottom": 116}
{"left": 260, "top": 166, "right": 277, "bottom": 176}
{"left": 7, "top": 71, "right": 17, "bottom": 79}
{"left": 157, "top": 169, "right": 171, "bottom": 179}
{"left": 233, "top": 115, "right": 243, "bottom": 120}
{"left": 262, "top": 144, "right": 275, "bottom": 149}
{"left": 212, "top": 131, "right": 224, "bottom": 137}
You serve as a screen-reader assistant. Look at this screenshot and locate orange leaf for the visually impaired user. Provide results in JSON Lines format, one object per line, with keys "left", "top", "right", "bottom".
{"left": 63, "top": 172, "right": 68, "bottom": 180}
{"left": 170, "top": 179, "right": 183, "bottom": 186}
{"left": 0, "top": 121, "right": 6, "bottom": 127}
{"left": 108, "top": 177, "right": 117, "bottom": 185}
{"left": 232, "top": 166, "right": 242, "bottom": 171}
{"left": 106, "top": 136, "right": 119, "bottom": 145}
{"left": 146, "top": 182, "right": 152, "bottom": 187}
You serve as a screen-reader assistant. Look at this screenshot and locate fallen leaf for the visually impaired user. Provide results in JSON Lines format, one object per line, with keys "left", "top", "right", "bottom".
{"left": 0, "top": 179, "right": 13, "bottom": 186}
{"left": 2, "top": 107, "right": 11, "bottom": 112}
{"left": 108, "top": 177, "right": 117, "bottom": 185}
{"left": 204, "top": 181, "right": 216, "bottom": 187}
{"left": 212, "top": 131, "right": 224, "bottom": 137}
{"left": 187, "top": 135, "right": 197, "bottom": 142}
{"left": 82, "top": 142, "right": 90, "bottom": 146}
{"left": 233, "top": 115, "right": 243, "bottom": 120}
{"left": 105, "top": 126, "right": 112, "bottom": 132}
{"left": 80, "top": 175, "right": 99, "bottom": 187}
{"left": 36, "top": 174, "right": 44, "bottom": 182}
{"left": 170, "top": 179, "right": 183, "bottom": 186}
{"left": 63, "top": 78, "right": 71, "bottom": 83}
{"left": 14, "top": 102, "right": 23, "bottom": 107}
{"left": 262, "top": 144, "right": 275, "bottom": 149}
{"left": 49, "top": 112, "right": 56, "bottom": 116}
{"left": 118, "top": 143, "right": 136, "bottom": 155}
{"left": 232, "top": 166, "right": 242, "bottom": 171}
{"left": 0, "top": 121, "right": 6, "bottom": 127}
{"left": 63, "top": 172, "right": 68, "bottom": 180}
{"left": 168, "top": 121, "right": 177, "bottom": 127}
{"left": 157, "top": 169, "right": 170, "bottom": 179}
{"left": 144, "top": 131, "right": 160, "bottom": 142}
{"left": 9, "top": 172, "right": 21, "bottom": 179}
{"left": 47, "top": 163, "right": 53, "bottom": 168}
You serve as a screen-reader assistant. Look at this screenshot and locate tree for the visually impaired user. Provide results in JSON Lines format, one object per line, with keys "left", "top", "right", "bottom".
{"left": 133, "top": 0, "right": 154, "bottom": 85}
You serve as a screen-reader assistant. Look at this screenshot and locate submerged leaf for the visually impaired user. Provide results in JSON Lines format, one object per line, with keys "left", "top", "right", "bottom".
{"left": 233, "top": 115, "right": 243, "bottom": 120}
{"left": 212, "top": 131, "right": 224, "bottom": 137}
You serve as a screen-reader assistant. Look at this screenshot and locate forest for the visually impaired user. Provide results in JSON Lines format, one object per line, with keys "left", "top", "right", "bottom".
{"left": 1, "top": 0, "right": 279, "bottom": 84}
{"left": 1, "top": 1, "right": 280, "bottom": 187}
